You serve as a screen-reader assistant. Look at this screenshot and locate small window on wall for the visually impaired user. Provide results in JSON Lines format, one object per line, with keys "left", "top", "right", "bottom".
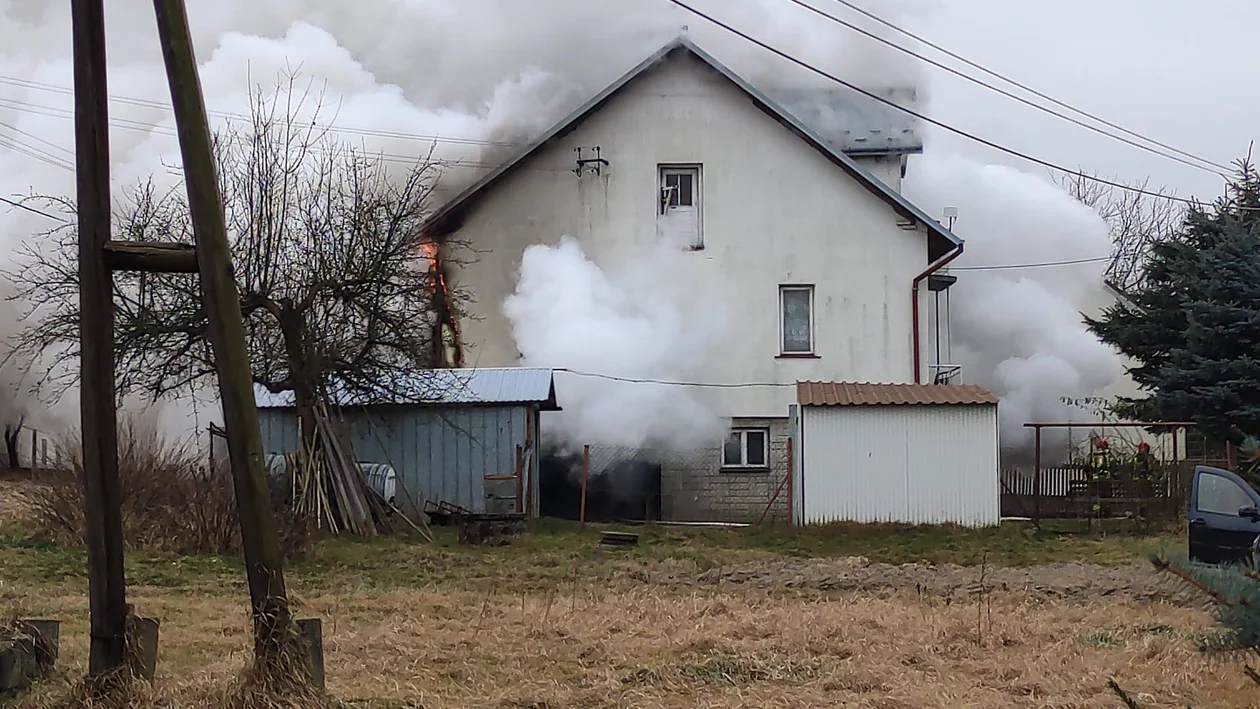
{"left": 723, "top": 428, "right": 769, "bottom": 469}
{"left": 658, "top": 164, "right": 703, "bottom": 250}
{"left": 780, "top": 285, "right": 814, "bottom": 355}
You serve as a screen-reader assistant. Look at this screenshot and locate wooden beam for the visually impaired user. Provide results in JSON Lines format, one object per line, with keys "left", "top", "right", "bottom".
{"left": 151, "top": 0, "right": 294, "bottom": 660}
{"left": 102, "top": 241, "right": 198, "bottom": 273}
{"left": 71, "top": 0, "right": 129, "bottom": 680}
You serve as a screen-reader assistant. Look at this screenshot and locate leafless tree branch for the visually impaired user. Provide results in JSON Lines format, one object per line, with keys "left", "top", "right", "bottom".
{"left": 1055, "top": 170, "right": 1184, "bottom": 295}
{"left": 4, "top": 72, "right": 476, "bottom": 438}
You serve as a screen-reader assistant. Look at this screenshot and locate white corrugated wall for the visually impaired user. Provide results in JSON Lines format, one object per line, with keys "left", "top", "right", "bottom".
{"left": 800, "top": 404, "right": 1000, "bottom": 527}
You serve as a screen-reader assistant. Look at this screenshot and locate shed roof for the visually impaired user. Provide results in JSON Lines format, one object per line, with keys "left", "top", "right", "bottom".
{"left": 422, "top": 36, "right": 960, "bottom": 260}
{"left": 796, "top": 381, "right": 999, "bottom": 407}
{"left": 254, "top": 367, "right": 559, "bottom": 410}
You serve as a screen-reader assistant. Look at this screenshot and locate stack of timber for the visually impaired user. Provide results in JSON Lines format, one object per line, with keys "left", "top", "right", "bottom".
{"left": 279, "top": 402, "right": 403, "bottom": 537}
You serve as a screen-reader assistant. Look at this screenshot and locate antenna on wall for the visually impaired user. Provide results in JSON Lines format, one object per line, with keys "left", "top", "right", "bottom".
{"left": 942, "top": 206, "right": 959, "bottom": 231}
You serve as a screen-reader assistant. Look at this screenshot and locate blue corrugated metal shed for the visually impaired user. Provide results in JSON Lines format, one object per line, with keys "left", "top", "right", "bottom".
{"left": 253, "top": 367, "right": 559, "bottom": 410}
{"left": 254, "top": 368, "right": 553, "bottom": 517}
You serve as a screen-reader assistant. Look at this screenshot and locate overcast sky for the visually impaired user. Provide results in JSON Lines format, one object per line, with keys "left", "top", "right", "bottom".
{"left": 1, "top": 0, "right": 1253, "bottom": 441}
{"left": 911, "top": 0, "right": 1255, "bottom": 200}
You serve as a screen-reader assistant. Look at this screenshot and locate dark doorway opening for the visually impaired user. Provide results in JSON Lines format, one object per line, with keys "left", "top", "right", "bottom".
{"left": 539, "top": 447, "right": 662, "bottom": 522}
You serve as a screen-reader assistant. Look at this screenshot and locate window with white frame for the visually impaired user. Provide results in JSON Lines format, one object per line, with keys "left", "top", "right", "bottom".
{"left": 723, "top": 428, "right": 769, "bottom": 469}
{"left": 658, "top": 164, "right": 703, "bottom": 250}
{"left": 780, "top": 285, "right": 814, "bottom": 355}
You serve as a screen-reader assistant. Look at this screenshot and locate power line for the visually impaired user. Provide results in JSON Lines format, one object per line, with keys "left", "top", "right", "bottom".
{"left": 823, "top": 0, "right": 1228, "bottom": 174}
{"left": 0, "top": 135, "right": 74, "bottom": 172}
{"left": 556, "top": 368, "right": 794, "bottom": 388}
{"left": 0, "top": 119, "right": 74, "bottom": 159}
{"left": 0, "top": 74, "right": 522, "bottom": 149}
{"left": 0, "top": 95, "right": 572, "bottom": 174}
{"left": 667, "top": 0, "right": 1218, "bottom": 208}
{"left": 951, "top": 256, "right": 1109, "bottom": 271}
{"left": 789, "top": 0, "right": 1227, "bottom": 175}
{"left": 0, "top": 195, "right": 69, "bottom": 222}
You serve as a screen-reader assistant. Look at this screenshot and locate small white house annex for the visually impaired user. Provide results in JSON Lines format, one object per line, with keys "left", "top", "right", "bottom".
{"left": 421, "top": 35, "right": 970, "bottom": 523}
{"left": 792, "top": 381, "right": 1001, "bottom": 527}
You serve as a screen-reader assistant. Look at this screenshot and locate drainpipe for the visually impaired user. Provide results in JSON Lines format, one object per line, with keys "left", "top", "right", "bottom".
{"left": 911, "top": 242, "right": 964, "bottom": 384}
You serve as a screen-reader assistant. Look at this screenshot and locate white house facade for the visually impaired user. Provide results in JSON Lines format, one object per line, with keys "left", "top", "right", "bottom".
{"left": 422, "top": 38, "right": 970, "bottom": 521}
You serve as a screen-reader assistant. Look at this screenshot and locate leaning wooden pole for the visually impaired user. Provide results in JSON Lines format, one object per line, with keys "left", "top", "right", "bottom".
{"left": 151, "top": 0, "right": 293, "bottom": 658}
{"left": 71, "top": 0, "right": 129, "bottom": 680}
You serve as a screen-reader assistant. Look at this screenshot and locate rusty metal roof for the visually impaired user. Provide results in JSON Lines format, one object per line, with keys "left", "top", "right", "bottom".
{"left": 796, "top": 381, "right": 999, "bottom": 407}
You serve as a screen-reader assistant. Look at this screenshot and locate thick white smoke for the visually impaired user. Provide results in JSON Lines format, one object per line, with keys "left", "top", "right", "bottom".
{"left": 0, "top": 0, "right": 932, "bottom": 440}
{"left": 503, "top": 237, "right": 729, "bottom": 453}
{"left": 905, "top": 156, "right": 1125, "bottom": 458}
{"left": 2, "top": 0, "right": 1125, "bottom": 460}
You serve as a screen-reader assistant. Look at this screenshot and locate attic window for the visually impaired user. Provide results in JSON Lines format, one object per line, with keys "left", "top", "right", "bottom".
{"left": 661, "top": 170, "right": 695, "bottom": 210}
{"left": 658, "top": 164, "right": 703, "bottom": 250}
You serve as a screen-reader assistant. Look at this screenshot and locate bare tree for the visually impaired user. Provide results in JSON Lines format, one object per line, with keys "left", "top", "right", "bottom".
{"left": 6, "top": 80, "right": 471, "bottom": 447}
{"left": 1056, "top": 170, "right": 1184, "bottom": 294}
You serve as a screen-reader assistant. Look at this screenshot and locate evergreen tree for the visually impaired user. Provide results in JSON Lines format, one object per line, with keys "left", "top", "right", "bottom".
{"left": 1086, "top": 160, "right": 1260, "bottom": 446}
{"left": 1110, "top": 160, "right": 1260, "bottom": 684}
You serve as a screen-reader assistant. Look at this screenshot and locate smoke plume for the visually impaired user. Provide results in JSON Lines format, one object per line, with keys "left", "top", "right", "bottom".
{"left": 905, "top": 156, "right": 1125, "bottom": 459}
{"left": 503, "top": 237, "right": 729, "bottom": 453}
{"left": 1, "top": 0, "right": 1125, "bottom": 457}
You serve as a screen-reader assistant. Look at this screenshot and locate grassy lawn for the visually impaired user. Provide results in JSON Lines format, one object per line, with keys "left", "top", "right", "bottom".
{"left": 7, "top": 514, "right": 1238, "bottom": 708}
{"left": 0, "top": 517, "right": 1183, "bottom": 595}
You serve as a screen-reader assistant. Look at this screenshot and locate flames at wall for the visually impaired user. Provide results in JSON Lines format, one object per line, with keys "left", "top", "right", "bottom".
{"left": 420, "top": 240, "right": 463, "bottom": 368}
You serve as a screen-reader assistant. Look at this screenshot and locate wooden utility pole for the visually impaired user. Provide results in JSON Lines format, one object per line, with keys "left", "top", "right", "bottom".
{"left": 151, "top": 0, "right": 293, "bottom": 657}
{"left": 71, "top": 0, "right": 129, "bottom": 679}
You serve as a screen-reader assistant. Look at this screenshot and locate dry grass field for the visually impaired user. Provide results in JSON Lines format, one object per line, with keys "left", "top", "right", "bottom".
{"left": 0, "top": 474, "right": 1253, "bottom": 708}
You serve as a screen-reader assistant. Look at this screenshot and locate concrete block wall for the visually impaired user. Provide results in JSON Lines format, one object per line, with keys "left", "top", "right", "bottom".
{"left": 661, "top": 417, "right": 792, "bottom": 523}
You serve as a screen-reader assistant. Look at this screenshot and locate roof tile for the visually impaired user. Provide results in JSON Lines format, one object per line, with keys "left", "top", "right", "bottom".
{"left": 796, "top": 381, "right": 998, "bottom": 407}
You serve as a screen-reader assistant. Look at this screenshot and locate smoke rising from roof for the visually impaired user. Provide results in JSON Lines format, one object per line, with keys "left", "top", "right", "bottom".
{"left": 0, "top": 0, "right": 1122, "bottom": 455}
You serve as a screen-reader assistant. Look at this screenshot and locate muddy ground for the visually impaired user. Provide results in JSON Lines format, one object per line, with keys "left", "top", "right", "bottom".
{"left": 634, "top": 556, "right": 1200, "bottom": 605}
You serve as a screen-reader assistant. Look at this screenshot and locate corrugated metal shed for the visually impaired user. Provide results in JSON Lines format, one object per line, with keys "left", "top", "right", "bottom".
{"left": 795, "top": 382, "right": 1000, "bottom": 527}
{"left": 255, "top": 368, "right": 552, "bottom": 517}
{"left": 796, "top": 381, "right": 998, "bottom": 407}
{"left": 253, "top": 367, "right": 558, "bottom": 410}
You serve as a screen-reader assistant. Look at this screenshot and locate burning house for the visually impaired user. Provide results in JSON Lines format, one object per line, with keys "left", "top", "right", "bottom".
{"left": 417, "top": 36, "right": 989, "bottom": 524}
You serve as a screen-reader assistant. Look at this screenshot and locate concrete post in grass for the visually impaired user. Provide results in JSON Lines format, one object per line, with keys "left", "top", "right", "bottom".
{"left": 0, "top": 619, "right": 60, "bottom": 692}
{"left": 297, "top": 618, "right": 325, "bottom": 688}
{"left": 127, "top": 616, "right": 159, "bottom": 681}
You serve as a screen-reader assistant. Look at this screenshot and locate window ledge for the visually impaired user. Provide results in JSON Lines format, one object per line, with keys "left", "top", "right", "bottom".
{"left": 776, "top": 353, "right": 820, "bottom": 359}
{"left": 720, "top": 467, "right": 771, "bottom": 474}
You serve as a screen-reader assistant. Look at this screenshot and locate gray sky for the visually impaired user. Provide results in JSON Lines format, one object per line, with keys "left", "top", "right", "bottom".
{"left": 1, "top": 0, "right": 1253, "bottom": 443}
{"left": 911, "top": 0, "right": 1255, "bottom": 199}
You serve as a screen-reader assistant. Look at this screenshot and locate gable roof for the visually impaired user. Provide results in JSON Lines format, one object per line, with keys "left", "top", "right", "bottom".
{"left": 423, "top": 36, "right": 961, "bottom": 259}
{"left": 253, "top": 367, "right": 560, "bottom": 411}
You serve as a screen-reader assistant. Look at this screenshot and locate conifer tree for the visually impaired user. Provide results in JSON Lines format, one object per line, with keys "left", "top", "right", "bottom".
{"left": 1086, "top": 160, "right": 1260, "bottom": 464}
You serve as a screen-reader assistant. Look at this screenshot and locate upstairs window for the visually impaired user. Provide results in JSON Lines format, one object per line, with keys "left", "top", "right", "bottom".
{"left": 780, "top": 285, "right": 814, "bottom": 355}
{"left": 658, "top": 164, "right": 703, "bottom": 250}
